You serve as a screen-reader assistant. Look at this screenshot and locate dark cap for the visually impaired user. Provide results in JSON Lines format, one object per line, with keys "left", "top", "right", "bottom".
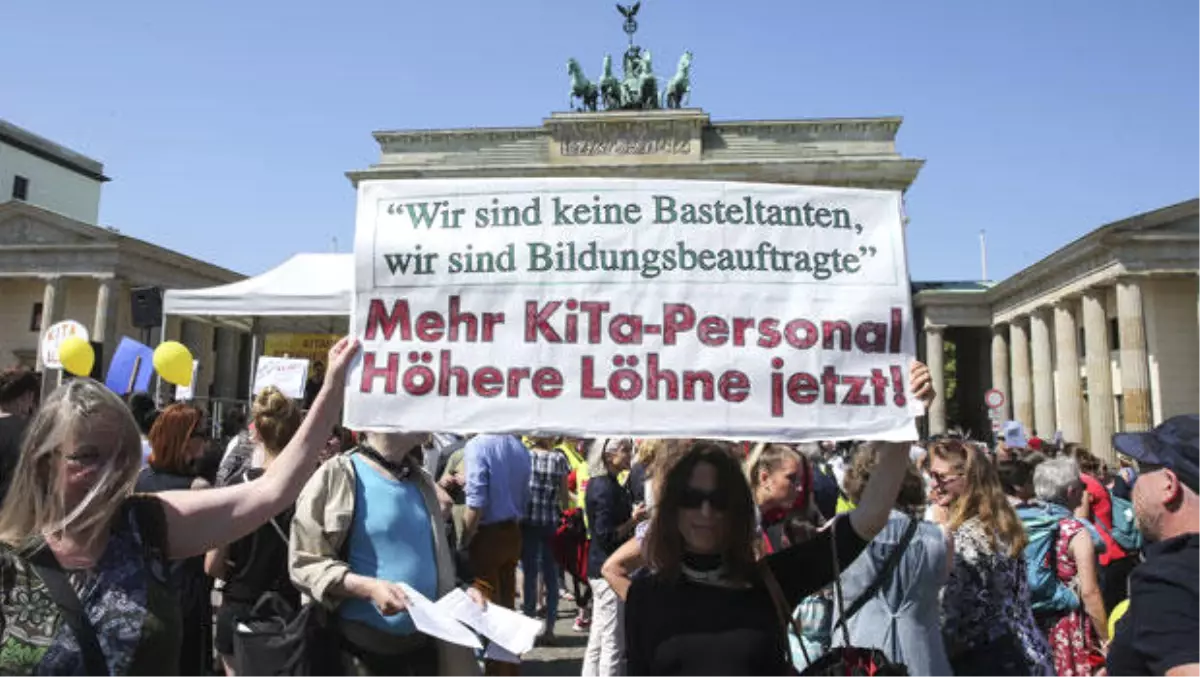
{"left": 1113, "top": 415, "right": 1198, "bottom": 493}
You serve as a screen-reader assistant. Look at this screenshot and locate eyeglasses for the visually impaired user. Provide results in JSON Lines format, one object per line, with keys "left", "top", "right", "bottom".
{"left": 679, "top": 487, "right": 730, "bottom": 511}
{"left": 929, "top": 471, "right": 964, "bottom": 486}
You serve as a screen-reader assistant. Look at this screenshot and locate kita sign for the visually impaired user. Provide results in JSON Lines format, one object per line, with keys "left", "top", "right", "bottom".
{"left": 41, "top": 320, "right": 90, "bottom": 369}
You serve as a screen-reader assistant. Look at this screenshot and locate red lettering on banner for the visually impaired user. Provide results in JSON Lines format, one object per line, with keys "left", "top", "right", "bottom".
{"left": 365, "top": 297, "right": 504, "bottom": 343}
{"left": 360, "top": 352, "right": 400, "bottom": 393}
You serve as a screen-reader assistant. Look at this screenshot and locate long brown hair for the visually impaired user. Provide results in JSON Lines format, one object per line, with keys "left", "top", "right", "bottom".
{"left": 147, "top": 404, "right": 204, "bottom": 475}
{"left": 644, "top": 441, "right": 757, "bottom": 582}
{"left": 928, "top": 439, "right": 1027, "bottom": 557}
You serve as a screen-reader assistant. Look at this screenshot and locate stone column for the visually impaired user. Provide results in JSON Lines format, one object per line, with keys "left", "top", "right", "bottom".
{"left": 1010, "top": 318, "right": 1034, "bottom": 431}
{"left": 1082, "top": 289, "right": 1116, "bottom": 463}
{"left": 1116, "top": 278, "right": 1152, "bottom": 431}
{"left": 924, "top": 325, "right": 947, "bottom": 435}
{"left": 92, "top": 276, "right": 120, "bottom": 375}
{"left": 1053, "top": 300, "right": 1085, "bottom": 443}
{"left": 36, "top": 277, "right": 66, "bottom": 396}
{"left": 214, "top": 328, "right": 242, "bottom": 401}
{"left": 990, "top": 324, "right": 1011, "bottom": 421}
{"left": 1030, "top": 309, "right": 1056, "bottom": 438}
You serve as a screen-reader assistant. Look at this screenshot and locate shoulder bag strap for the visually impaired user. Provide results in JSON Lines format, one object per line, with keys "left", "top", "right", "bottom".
{"left": 760, "top": 560, "right": 812, "bottom": 668}
{"left": 240, "top": 471, "right": 289, "bottom": 546}
{"left": 834, "top": 516, "right": 920, "bottom": 631}
{"left": 28, "top": 547, "right": 109, "bottom": 676}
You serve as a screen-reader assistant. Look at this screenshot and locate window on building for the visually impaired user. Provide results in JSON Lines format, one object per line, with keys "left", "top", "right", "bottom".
{"left": 12, "top": 175, "right": 29, "bottom": 201}
{"left": 1109, "top": 318, "right": 1120, "bottom": 351}
{"left": 29, "top": 302, "right": 43, "bottom": 332}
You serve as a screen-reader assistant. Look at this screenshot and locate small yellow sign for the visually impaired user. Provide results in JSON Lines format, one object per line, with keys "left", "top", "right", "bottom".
{"left": 263, "top": 333, "right": 339, "bottom": 375}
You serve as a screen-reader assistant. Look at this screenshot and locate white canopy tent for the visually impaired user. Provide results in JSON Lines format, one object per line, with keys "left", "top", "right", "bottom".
{"left": 163, "top": 253, "right": 353, "bottom": 404}
{"left": 163, "top": 253, "right": 353, "bottom": 333}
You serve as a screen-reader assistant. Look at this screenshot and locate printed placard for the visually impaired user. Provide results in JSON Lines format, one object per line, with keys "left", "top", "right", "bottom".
{"left": 347, "top": 178, "right": 921, "bottom": 441}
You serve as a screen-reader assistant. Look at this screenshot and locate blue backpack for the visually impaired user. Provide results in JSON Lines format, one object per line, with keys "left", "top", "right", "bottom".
{"left": 1017, "top": 504, "right": 1080, "bottom": 615}
{"left": 1101, "top": 493, "right": 1143, "bottom": 552}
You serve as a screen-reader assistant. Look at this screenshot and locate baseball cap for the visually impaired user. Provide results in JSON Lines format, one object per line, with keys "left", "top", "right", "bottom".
{"left": 1112, "top": 415, "right": 1199, "bottom": 493}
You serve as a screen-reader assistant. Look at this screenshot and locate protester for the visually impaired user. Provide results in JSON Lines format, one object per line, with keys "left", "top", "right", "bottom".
{"left": 215, "top": 417, "right": 257, "bottom": 487}
{"left": 1031, "top": 457, "right": 1108, "bottom": 675}
{"left": 0, "top": 336, "right": 357, "bottom": 674}
{"left": 1106, "top": 415, "right": 1199, "bottom": 676}
{"left": 1070, "top": 445, "right": 1136, "bottom": 613}
{"left": 745, "top": 443, "right": 820, "bottom": 554}
{"left": 290, "top": 430, "right": 481, "bottom": 675}
{"left": 623, "top": 438, "right": 913, "bottom": 676}
{"left": 438, "top": 442, "right": 468, "bottom": 547}
{"left": 521, "top": 436, "right": 570, "bottom": 642}
{"left": 0, "top": 367, "right": 39, "bottom": 505}
{"left": 832, "top": 445, "right": 952, "bottom": 675}
{"left": 205, "top": 386, "right": 303, "bottom": 675}
{"left": 303, "top": 359, "right": 325, "bottom": 409}
{"left": 583, "top": 437, "right": 643, "bottom": 676}
{"left": 127, "top": 391, "right": 158, "bottom": 467}
{"left": 135, "top": 403, "right": 216, "bottom": 675}
{"left": 459, "top": 433, "right": 532, "bottom": 676}
{"left": 926, "top": 438, "right": 1053, "bottom": 675}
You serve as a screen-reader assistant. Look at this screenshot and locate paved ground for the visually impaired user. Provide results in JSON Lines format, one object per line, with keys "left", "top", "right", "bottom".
{"left": 520, "top": 598, "right": 587, "bottom": 676}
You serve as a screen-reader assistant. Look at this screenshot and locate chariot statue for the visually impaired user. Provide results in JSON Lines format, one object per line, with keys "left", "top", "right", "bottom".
{"left": 564, "top": 2, "right": 692, "bottom": 112}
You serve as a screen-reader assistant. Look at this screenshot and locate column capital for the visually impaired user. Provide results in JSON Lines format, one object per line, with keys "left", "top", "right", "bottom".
{"left": 1052, "top": 295, "right": 1080, "bottom": 310}
{"left": 923, "top": 324, "right": 946, "bottom": 335}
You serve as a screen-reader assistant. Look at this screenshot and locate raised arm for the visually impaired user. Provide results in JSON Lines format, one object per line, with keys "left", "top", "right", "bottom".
{"left": 847, "top": 360, "right": 933, "bottom": 540}
{"left": 154, "top": 337, "right": 359, "bottom": 560}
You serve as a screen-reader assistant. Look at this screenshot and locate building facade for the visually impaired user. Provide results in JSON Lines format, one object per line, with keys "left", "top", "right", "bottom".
{"left": 0, "top": 120, "right": 109, "bottom": 225}
{"left": 0, "top": 120, "right": 247, "bottom": 402}
{"left": 915, "top": 199, "right": 1199, "bottom": 461}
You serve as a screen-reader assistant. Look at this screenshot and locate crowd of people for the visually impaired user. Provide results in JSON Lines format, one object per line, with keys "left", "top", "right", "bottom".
{"left": 0, "top": 344, "right": 1195, "bottom": 676}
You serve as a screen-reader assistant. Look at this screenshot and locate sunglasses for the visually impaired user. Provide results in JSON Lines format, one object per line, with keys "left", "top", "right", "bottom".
{"left": 679, "top": 487, "right": 730, "bottom": 511}
{"left": 929, "top": 471, "right": 963, "bottom": 486}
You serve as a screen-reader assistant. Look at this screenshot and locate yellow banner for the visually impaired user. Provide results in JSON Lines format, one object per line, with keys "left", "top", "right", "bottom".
{"left": 263, "top": 333, "right": 338, "bottom": 375}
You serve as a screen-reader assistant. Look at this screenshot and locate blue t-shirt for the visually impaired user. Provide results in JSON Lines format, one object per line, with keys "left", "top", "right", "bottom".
{"left": 338, "top": 454, "right": 439, "bottom": 635}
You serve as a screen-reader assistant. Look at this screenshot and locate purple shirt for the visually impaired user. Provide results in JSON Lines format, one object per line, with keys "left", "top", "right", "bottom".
{"left": 465, "top": 434, "right": 532, "bottom": 525}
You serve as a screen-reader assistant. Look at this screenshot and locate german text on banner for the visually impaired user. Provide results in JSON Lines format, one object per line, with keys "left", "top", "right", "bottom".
{"left": 347, "top": 178, "right": 921, "bottom": 441}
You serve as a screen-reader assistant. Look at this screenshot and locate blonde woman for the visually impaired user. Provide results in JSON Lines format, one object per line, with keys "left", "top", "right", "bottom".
{"left": 926, "top": 439, "right": 1052, "bottom": 675}
{"left": 0, "top": 337, "right": 358, "bottom": 675}
{"left": 205, "top": 386, "right": 303, "bottom": 675}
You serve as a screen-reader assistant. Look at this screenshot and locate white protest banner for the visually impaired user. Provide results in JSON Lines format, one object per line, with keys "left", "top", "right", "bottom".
{"left": 348, "top": 178, "right": 921, "bottom": 440}
{"left": 253, "top": 356, "right": 309, "bottom": 400}
{"left": 40, "top": 320, "right": 90, "bottom": 369}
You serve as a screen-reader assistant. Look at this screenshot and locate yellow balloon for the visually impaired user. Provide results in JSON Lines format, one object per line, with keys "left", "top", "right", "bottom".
{"left": 154, "top": 341, "right": 194, "bottom": 386}
{"left": 1109, "top": 598, "right": 1130, "bottom": 639}
{"left": 58, "top": 336, "right": 95, "bottom": 377}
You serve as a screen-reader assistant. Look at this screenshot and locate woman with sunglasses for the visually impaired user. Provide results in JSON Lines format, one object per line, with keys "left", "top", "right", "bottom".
{"left": 925, "top": 439, "right": 1052, "bottom": 675}
{"left": 624, "top": 437, "right": 915, "bottom": 676}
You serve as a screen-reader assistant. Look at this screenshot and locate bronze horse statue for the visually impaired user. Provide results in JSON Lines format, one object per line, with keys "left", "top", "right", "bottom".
{"left": 567, "top": 58, "right": 598, "bottom": 112}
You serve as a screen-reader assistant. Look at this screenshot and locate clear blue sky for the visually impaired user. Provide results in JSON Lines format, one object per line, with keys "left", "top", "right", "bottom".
{"left": 3, "top": 0, "right": 1196, "bottom": 282}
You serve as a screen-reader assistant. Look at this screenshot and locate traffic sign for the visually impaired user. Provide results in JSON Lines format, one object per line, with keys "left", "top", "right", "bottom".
{"left": 985, "top": 389, "right": 1006, "bottom": 410}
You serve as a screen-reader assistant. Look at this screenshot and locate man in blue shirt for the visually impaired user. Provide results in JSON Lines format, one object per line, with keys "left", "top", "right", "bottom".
{"left": 460, "top": 433, "right": 532, "bottom": 676}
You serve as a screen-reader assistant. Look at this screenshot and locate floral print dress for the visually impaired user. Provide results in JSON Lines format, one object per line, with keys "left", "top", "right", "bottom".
{"left": 1037, "top": 519, "right": 1104, "bottom": 676}
{"left": 0, "top": 496, "right": 182, "bottom": 675}
{"left": 941, "top": 516, "right": 1053, "bottom": 675}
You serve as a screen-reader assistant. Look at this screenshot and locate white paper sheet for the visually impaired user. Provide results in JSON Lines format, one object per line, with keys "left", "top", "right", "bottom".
{"left": 435, "top": 588, "right": 542, "bottom": 655}
{"left": 397, "top": 583, "right": 482, "bottom": 650}
{"left": 484, "top": 642, "right": 522, "bottom": 664}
